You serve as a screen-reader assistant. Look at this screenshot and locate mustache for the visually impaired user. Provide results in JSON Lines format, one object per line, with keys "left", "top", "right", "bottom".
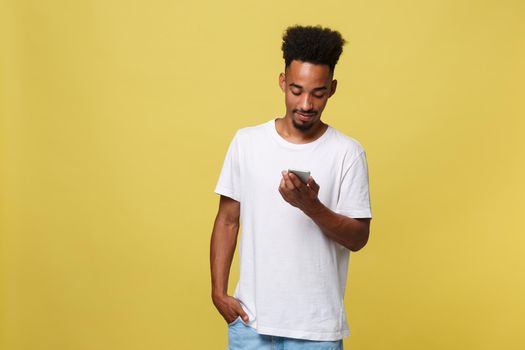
{"left": 294, "top": 109, "right": 317, "bottom": 115}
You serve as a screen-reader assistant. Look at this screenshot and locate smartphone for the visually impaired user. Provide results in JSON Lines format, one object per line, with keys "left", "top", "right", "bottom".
{"left": 288, "top": 169, "right": 311, "bottom": 183}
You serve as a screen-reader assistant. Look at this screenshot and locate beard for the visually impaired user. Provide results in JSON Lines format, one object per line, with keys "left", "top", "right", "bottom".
{"left": 292, "top": 119, "right": 314, "bottom": 131}
{"left": 292, "top": 109, "right": 318, "bottom": 131}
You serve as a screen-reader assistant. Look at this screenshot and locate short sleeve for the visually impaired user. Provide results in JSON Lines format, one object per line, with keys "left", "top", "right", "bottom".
{"left": 335, "top": 150, "right": 372, "bottom": 218}
{"left": 214, "top": 131, "right": 241, "bottom": 202}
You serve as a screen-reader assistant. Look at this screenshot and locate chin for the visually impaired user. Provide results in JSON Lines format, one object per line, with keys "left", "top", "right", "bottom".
{"left": 292, "top": 119, "right": 314, "bottom": 131}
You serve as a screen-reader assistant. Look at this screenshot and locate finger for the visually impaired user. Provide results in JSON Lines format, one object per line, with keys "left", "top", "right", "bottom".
{"left": 279, "top": 172, "right": 291, "bottom": 190}
{"left": 278, "top": 186, "right": 284, "bottom": 198}
{"left": 288, "top": 172, "right": 304, "bottom": 190}
{"left": 279, "top": 177, "right": 285, "bottom": 190}
{"left": 233, "top": 301, "right": 249, "bottom": 322}
{"left": 283, "top": 173, "right": 296, "bottom": 191}
{"left": 307, "top": 177, "right": 320, "bottom": 191}
{"left": 279, "top": 178, "right": 291, "bottom": 198}
{"left": 278, "top": 186, "right": 289, "bottom": 203}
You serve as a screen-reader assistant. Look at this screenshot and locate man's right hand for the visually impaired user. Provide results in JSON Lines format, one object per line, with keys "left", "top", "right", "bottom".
{"left": 212, "top": 294, "right": 249, "bottom": 324}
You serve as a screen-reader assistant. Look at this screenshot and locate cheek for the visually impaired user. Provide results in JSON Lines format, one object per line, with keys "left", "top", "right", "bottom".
{"left": 316, "top": 98, "right": 329, "bottom": 110}
{"left": 284, "top": 93, "right": 297, "bottom": 107}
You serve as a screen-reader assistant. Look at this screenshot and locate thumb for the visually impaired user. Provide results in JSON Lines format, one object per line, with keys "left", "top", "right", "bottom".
{"left": 235, "top": 303, "right": 249, "bottom": 322}
{"left": 307, "top": 177, "right": 319, "bottom": 191}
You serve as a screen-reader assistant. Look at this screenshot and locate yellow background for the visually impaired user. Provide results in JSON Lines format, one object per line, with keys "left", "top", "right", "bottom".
{"left": 1, "top": 0, "right": 524, "bottom": 349}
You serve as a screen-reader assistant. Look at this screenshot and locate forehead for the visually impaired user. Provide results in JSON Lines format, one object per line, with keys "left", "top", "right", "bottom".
{"left": 285, "top": 60, "right": 332, "bottom": 86}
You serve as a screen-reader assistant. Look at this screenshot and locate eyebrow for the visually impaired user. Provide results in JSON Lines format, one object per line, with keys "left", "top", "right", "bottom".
{"left": 289, "top": 83, "right": 328, "bottom": 91}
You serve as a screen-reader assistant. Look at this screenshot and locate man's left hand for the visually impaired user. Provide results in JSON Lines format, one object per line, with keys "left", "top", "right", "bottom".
{"left": 278, "top": 170, "right": 321, "bottom": 213}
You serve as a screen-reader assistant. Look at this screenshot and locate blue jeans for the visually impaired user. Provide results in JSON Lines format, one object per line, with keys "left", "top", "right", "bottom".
{"left": 227, "top": 317, "right": 343, "bottom": 350}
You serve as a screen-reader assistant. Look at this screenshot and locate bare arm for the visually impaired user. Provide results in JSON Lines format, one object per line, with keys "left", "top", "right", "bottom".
{"left": 279, "top": 171, "right": 371, "bottom": 252}
{"left": 304, "top": 202, "right": 370, "bottom": 251}
{"left": 210, "top": 195, "right": 249, "bottom": 323}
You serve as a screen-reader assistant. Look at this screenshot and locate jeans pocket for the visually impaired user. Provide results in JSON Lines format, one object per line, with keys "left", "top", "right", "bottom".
{"left": 227, "top": 316, "right": 240, "bottom": 327}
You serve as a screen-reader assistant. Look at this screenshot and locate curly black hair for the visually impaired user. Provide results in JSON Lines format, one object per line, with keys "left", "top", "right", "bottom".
{"left": 281, "top": 25, "right": 346, "bottom": 72}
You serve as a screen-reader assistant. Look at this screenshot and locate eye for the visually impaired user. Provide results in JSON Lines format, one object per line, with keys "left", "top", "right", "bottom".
{"left": 313, "top": 93, "right": 325, "bottom": 98}
{"left": 291, "top": 90, "right": 301, "bottom": 96}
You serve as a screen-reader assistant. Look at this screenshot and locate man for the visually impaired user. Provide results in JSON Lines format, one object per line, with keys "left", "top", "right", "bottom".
{"left": 210, "top": 25, "right": 372, "bottom": 349}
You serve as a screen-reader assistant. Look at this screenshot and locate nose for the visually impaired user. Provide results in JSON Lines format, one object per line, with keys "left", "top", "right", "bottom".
{"left": 299, "top": 94, "right": 313, "bottom": 111}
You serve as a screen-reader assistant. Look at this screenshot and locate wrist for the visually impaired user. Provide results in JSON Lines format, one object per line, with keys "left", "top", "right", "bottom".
{"left": 302, "top": 198, "right": 326, "bottom": 217}
{"left": 212, "top": 290, "right": 228, "bottom": 302}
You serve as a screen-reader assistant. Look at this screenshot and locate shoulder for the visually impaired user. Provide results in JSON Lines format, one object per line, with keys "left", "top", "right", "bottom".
{"left": 232, "top": 120, "right": 272, "bottom": 143}
{"left": 325, "top": 126, "right": 369, "bottom": 170}
{"left": 328, "top": 126, "right": 366, "bottom": 154}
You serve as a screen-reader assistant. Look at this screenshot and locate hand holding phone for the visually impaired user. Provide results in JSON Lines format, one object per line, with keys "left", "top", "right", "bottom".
{"left": 287, "top": 169, "right": 311, "bottom": 183}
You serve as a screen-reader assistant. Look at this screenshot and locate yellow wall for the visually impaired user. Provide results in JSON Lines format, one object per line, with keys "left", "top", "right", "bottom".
{"left": 1, "top": 0, "right": 524, "bottom": 349}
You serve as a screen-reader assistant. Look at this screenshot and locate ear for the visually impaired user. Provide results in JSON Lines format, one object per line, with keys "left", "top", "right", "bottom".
{"left": 279, "top": 72, "right": 286, "bottom": 92}
{"left": 329, "top": 79, "right": 338, "bottom": 97}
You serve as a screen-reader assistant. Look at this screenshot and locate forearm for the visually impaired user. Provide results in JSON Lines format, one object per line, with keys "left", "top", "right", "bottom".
{"left": 303, "top": 199, "right": 370, "bottom": 251}
{"left": 210, "top": 218, "right": 239, "bottom": 299}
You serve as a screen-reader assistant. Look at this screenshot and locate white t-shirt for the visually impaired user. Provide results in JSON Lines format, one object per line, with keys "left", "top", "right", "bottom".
{"left": 214, "top": 119, "right": 372, "bottom": 341}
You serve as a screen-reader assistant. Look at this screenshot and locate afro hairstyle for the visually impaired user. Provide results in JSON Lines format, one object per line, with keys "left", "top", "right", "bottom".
{"left": 281, "top": 25, "right": 346, "bottom": 72}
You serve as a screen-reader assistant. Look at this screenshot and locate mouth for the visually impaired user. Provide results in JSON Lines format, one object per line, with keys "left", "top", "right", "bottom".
{"left": 295, "top": 111, "right": 316, "bottom": 122}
